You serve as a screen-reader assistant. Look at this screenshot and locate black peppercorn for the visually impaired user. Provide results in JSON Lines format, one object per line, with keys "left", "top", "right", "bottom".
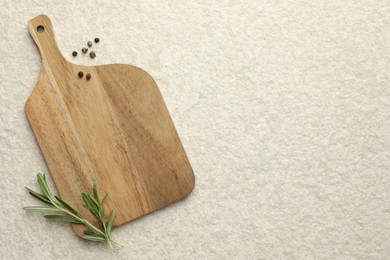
{"left": 89, "top": 51, "right": 96, "bottom": 59}
{"left": 78, "top": 71, "right": 84, "bottom": 78}
{"left": 86, "top": 73, "right": 91, "bottom": 80}
{"left": 94, "top": 38, "right": 99, "bottom": 43}
{"left": 87, "top": 41, "right": 92, "bottom": 47}
{"left": 82, "top": 48, "right": 88, "bottom": 54}
{"left": 72, "top": 51, "right": 78, "bottom": 57}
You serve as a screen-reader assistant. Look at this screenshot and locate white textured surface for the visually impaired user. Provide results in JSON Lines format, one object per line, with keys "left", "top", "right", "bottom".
{"left": 0, "top": 1, "right": 389, "bottom": 259}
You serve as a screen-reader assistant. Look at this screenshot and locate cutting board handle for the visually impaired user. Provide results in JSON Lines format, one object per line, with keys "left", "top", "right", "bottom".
{"left": 28, "top": 15, "right": 65, "bottom": 63}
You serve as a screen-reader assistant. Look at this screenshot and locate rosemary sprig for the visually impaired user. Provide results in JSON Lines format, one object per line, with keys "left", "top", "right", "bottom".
{"left": 23, "top": 173, "right": 121, "bottom": 248}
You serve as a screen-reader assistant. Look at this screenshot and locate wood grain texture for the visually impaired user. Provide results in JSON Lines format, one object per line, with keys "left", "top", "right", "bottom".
{"left": 25, "top": 15, "right": 195, "bottom": 236}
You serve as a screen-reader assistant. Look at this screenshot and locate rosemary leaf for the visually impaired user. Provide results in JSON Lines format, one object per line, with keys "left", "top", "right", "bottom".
{"left": 23, "top": 206, "right": 63, "bottom": 213}
{"left": 98, "top": 206, "right": 104, "bottom": 220}
{"left": 37, "top": 174, "right": 51, "bottom": 198}
{"left": 25, "top": 187, "right": 51, "bottom": 204}
{"left": 93, "top": 185, "right": 99, "bottom": 202}
{"left": 102, "top": 194, "right": 107, "bottom": 204}
{"left": 107, "top": 209, "right": 116, "bottom": 234}
{"left": 44, "top": 214, "right": 83, "bottom": 224}
{"left": 82, "top": 235, "right": 107, "bottom": 242}
{"left": 84, "top": 230, "right": 102, "bottom": 236}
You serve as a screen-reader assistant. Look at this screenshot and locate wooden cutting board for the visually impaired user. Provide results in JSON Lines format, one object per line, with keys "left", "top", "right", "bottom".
{"left": 25, "top": 14, "right": 195, "bottom": 236}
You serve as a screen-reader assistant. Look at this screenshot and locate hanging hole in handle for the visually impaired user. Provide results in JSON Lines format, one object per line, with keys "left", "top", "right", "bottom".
{"left": 37, "top": 25, "right": 45, "bottom": 33}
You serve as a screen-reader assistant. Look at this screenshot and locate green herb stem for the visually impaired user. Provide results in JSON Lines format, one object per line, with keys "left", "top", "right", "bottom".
{"left": 23, "top": 173, "right": 121, "bottom": 248}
